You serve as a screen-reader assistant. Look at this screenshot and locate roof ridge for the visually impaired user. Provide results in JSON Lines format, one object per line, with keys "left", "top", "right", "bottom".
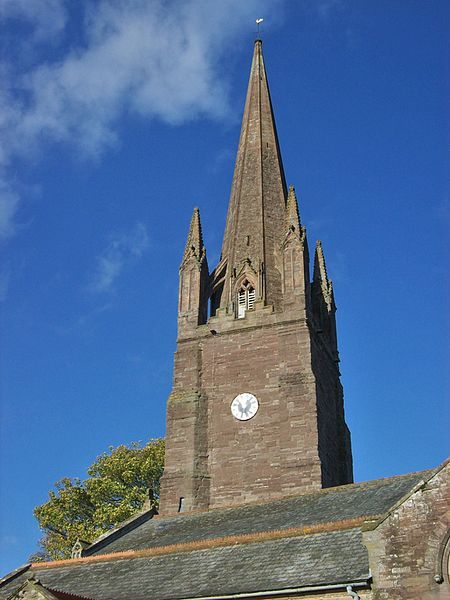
{"left": 84, "top": 508, "right": 155, "bottom": 554}
{"left": 362, "top": 458, "right": 450, "bottom": 531}
{"left": 31, "top": 515, "right": 379, "bottom": 570}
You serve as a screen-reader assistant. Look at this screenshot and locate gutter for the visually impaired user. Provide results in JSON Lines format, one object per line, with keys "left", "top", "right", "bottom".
{"left": 178, "top": 579, "right": 370, "bottom": 600}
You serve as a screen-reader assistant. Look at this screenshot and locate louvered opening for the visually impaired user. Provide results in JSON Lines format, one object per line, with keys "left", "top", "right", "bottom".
{"left": 238, "top": 290, "right": 246, "bottom": 318}
{"left": 247, "top": 287, "right": 255, "bottom": 310}
{"left": 237, "top": 282, "right": 256, "bottom": 318}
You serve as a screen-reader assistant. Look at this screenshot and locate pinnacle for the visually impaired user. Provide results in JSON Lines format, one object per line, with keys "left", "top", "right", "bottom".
{"left": 314, "top": 240, "right": 334, "bottom": 311}
{"left": 183, "top": 207, "right": 204, "bottom": 262}
{"left": 286, "top": 185, "right": 301, "bottom": 233}
{"left": 314, "top": 240, "right": 329, "bottom": 283}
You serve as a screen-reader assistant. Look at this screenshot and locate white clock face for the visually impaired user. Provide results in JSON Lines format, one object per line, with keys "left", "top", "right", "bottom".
{"left": 231, "top": 393, "right": 259, "bottom": 421}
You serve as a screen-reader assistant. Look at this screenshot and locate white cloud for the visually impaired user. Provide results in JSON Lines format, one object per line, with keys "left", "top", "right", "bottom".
{"left": 1, "top": 0, "right": 285, "bottom": 241}
{"left": 0, "top": 0, "right": 68, "bottom": 41}
{"left": 2, "top": 0, "right": 286, "bottom": 158}
{"left": 88, "top": 222, "right": 149, "bottom": 293}
{"left": 0, "top": 179, "right": 19, "bottom": 240}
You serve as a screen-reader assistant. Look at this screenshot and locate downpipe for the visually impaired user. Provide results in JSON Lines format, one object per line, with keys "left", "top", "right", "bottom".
{"left": 346, "top": 586, "right": 361, "bottom": 599}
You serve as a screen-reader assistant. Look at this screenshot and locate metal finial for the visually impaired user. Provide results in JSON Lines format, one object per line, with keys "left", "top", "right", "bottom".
{"left": 256, "top": 18, "right": 264, "bottom": 38}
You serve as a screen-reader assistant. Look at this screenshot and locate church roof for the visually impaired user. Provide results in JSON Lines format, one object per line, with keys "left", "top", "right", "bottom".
{"left": 0, "top": 469, "right": 432, "bottom": 600}
{"left": 85, "top": 469, "right": 428, "bottom": 555}
{"left": 0, "top": 529, "right": 369, "bottom": 600}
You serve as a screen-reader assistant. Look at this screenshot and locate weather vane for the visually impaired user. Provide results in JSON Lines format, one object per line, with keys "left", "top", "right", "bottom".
{"left": 256, "top": 18, "right": 264, "bottom": 38}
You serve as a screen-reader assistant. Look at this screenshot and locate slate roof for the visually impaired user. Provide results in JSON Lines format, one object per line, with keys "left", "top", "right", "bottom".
{"left": 86, "top": 469, "right": 429, "bottom": 555}
{"left": 0, "top": 529, "right": 369, "bottom": 600}
{"left": 0, "top": 470, "right": 431, "bottom": 600}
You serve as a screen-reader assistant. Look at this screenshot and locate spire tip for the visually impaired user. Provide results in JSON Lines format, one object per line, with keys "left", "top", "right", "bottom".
{"left": 255, "top": 17, "right": 264, "bottom": 41}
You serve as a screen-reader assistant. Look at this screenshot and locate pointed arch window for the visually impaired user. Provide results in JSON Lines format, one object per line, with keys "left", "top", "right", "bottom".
{"left": 237, "top": 279, "right": 255, "bottom": 318}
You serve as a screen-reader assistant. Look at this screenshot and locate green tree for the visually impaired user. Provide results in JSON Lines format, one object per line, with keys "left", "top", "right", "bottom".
{"left": 33, "top": 439, "right": 165, "bottom": 561}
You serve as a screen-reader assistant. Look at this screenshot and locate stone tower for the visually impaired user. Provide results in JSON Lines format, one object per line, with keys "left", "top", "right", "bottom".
{"left": 159, "top": 40, "right": 353, "bottom": 516}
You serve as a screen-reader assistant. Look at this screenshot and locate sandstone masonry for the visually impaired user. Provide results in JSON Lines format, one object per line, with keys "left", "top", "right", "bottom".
{"left": 159, "top": 40, "right": 353, "bottom": 516}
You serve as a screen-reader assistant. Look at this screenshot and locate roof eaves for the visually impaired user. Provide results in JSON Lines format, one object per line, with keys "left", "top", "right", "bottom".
{"left": 176, "top": 578, "right": 372, "bottom": 600}
{"left": 0, "top": 563, "right": 31, "bottom": 589}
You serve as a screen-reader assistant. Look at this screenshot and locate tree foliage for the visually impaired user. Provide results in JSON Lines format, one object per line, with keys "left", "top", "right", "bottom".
{"left": 33, "top": 439, "right": 165, "bottom": 561}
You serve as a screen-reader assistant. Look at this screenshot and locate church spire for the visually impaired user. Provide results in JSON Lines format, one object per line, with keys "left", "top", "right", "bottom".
{"left": 217, "top": 40, "right": 288, "bottom": 312}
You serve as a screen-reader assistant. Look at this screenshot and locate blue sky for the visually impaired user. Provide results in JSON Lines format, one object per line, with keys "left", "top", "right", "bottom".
{"left": 1, "top": 0, "right": 448, "bottom": 575}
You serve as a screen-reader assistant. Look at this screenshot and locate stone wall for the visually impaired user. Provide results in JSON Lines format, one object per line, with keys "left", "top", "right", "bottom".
{"left": 160, "top": 296, "right": 353, "bottom": 514}
{"left": 363, "top": 461, "right": 450, "bottom": 599}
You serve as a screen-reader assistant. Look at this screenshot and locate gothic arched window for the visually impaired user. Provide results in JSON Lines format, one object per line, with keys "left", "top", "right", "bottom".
{"left": 237, "top": 279, "right": 255, "bottom": 318}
